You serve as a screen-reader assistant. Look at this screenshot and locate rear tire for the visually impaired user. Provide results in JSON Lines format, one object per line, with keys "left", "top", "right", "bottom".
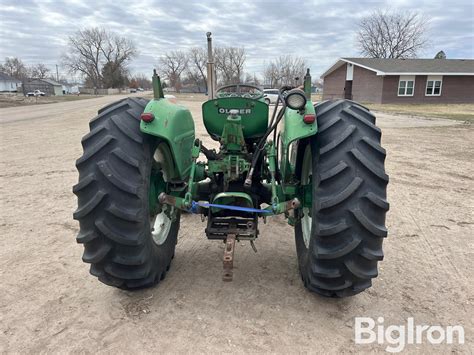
{"left": 73, "top": 97, "right": 180, "bottom": 289}
{"left": 295, "top": 99, "right": 389, "bottom": 297}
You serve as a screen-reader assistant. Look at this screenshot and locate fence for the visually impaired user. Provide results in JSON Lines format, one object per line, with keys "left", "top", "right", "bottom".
{"left": 79, "top": 88, "right": 129, "bottom": 95}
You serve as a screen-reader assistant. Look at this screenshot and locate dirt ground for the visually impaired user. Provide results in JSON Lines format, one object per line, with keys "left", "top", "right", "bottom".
{"left": 0, "top": 94, "right": 473, "bottom": 353}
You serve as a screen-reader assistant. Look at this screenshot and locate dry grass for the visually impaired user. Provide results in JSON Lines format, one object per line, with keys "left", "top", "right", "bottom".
{"left": 311, "top": 93, "right": 323, "bottom": 102}
{"left": 0, "top": 94, "right": 102, "bottom": 108}
{"left": 364, "top": 103, "right": 474, "bottom": 122}
{"left": 50, "top": 94, "right": 103, "bottom": 102}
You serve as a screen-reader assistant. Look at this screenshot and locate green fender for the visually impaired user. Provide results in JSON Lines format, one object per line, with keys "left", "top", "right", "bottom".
{"left": 140, "top": 98, "right": 195, "bottom": 181}
{"left": 280, "top": 101, "right": 317, "bottom": 182}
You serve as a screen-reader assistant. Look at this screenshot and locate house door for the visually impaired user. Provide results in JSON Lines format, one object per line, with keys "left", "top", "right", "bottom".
{"left": 344, "top": 80, "right": 352, "bottom": 99}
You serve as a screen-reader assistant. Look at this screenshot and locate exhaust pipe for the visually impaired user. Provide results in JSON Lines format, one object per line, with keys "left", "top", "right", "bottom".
{"left": 206, "top": 32, "right": 216, "bottom": 100}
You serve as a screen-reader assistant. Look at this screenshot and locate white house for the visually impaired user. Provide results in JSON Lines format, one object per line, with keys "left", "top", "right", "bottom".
{"left": 0, "top": 72, "right": 21, "bottom": 92}
{"left": 62, "top": 84, "right": 80, "bottom": 94}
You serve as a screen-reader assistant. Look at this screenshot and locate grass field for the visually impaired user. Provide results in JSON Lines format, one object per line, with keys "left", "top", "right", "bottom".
{"left": 364, "top": 103, "right": 474, "bottom": 122}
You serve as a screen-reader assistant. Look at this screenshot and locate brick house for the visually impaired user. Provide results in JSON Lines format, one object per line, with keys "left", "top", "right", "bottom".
{"left": 321, "top": 58, "right": 474, "bottom": 104}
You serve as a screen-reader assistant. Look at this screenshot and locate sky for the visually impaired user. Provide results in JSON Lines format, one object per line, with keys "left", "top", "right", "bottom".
{"left": 0, "top": 0, "right": 473, "bottom": 81}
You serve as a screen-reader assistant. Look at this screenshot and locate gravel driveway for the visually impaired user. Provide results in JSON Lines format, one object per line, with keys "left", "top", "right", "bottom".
{"left": 1, "top": 95, "right": 472, "bottom": 353}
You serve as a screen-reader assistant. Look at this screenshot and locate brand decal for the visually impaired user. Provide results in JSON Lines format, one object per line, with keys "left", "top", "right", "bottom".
{"left": 218, "top": 108, "right": 251, "bottom": 115}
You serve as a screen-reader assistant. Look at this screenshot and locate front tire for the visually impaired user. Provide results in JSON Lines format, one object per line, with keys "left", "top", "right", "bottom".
{"left": 295, "top": 100, "right": 389, "bottom": 297}
{"left": 73, "top": 97, "right": 180, "bottom": 289}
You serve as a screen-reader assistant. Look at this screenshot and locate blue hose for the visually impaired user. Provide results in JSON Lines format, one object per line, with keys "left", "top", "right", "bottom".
{"left": 190, "top": 201, "right": 271, "bottom": 214}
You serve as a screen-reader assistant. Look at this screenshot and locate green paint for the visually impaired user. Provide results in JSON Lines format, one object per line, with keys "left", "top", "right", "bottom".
{"left": 221, "top": 115, "right": 246, "bottom": 152}
{"left": 208, "top": 155, "right": 250, "bottom": 183}
{"left": 140, "top": 98, "right": 195, "bottom": 180}
{"left": 141, "top": 70, "right": 321, "bottom": 225}
{"left": 202, "top": 97, "right": 268, "bottom": 139}
{"left": 279, "top": 101, "right": 317, "bottom": 181}
{"left": 152, "top": 70, "right": 164, "bottom": 99}
{"left": 212, "top": 192, "right": 253, "bottom": 213}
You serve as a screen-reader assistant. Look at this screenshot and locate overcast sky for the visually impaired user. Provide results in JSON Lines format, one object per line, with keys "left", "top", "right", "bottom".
{"left": 0, "top": 0, "right": 473, "bottom": 81}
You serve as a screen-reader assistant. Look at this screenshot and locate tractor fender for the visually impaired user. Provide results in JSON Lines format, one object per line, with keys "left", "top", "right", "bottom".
{"left": 280, "top": 102, "right": 317, "bottom": 181}
{"left": 140, "top": 98, "right": 195, "bottom": 181}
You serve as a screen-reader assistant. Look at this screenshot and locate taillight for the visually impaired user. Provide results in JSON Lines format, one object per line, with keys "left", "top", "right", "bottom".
{"left": 303, "top": 114, "right": 315, "bottom": 124}
{"left": 141, "top": 113, "right": 155, "bottom": 123}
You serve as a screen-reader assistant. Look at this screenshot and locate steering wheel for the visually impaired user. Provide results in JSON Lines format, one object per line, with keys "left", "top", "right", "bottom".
{"left": 216, "top": 84, "right": 264, "bottom": 99}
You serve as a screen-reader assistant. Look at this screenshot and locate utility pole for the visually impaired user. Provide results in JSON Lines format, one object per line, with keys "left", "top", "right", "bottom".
{"left": 56, "top": 64, "right": 59, "bottom": 82}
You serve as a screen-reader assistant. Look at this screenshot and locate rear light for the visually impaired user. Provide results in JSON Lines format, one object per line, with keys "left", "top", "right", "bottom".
{"left": 303, "top": 114, "right": 315, "bottom": 124}
{"left": 140, "top": 113, "right": 155, "bottom": 123}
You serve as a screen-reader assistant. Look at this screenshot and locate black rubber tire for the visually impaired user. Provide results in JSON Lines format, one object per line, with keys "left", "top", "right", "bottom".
{"left": 73, "top": 97, "right": 180, "bottom": 289}
{"left": 295, "top": 99, "right": 389, "bottom": 297}
{"left": 265, "top": 98, "right": 271, "bottom": 105}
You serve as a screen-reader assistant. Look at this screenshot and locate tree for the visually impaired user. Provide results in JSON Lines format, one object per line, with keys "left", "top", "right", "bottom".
{"left": 243, "top": 73, "right": 260, "bottom": 86}
{"left": 214, "top": 47, "right": 246, "bottom": 85}
{"left": 263, "top": 55, "right": 306, "bottom": 87}
{"left": 0, "top": 57, "right": 30, "bottom": 79}
{"left": 158, "top": 50, "right": 188, "bottom": 92}
{"left": 129, "top": 78, "right": 139, "bottom": 89}
{"left": 132, "top": 74, "right": 152, "bottom": 89}
{"left": 186, "top": 47, "right": 207, "bottom": 91}
{"left": 62, "top": 27, "right": 136, "bottom": 88}
{"left": 31, "top": 63, "right": 50, "bottom": 79}
{"left": 434, "top": 50, "right": 446, "bottom": 59}
{"left": 102, "top": 62, "right": 128, "bottom": 88}
{"left": 357, "top": 10, "right": 429, "bottom": 58}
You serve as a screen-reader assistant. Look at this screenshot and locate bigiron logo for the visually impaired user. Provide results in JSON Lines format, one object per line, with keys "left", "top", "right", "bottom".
{"left": 354, "top": 317, "right": 465, "bottom": 353}
{"left": 218, "top": 108, "right": 252, "bottom": 115}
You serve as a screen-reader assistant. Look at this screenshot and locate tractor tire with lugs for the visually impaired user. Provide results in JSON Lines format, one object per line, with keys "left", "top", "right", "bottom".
{"left": 73, "top": 97, "right": 180, "bottom": 289}
{"left": 295, "top": 99, "right": 389, "bottom": 297}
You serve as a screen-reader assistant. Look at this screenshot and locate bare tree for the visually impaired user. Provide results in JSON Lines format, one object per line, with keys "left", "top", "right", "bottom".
{"left": 186, "top": 47, "right": 207, "bottom": 91}
{"left": 158, "top": 50, "right": 188, "bottom": 92}
{"left": 263, "top": 55, "right": 306, "bottom": 87}
{"left": 31, "top": 63, "right": 50, "bottom": 79}
{"left": 0, "top": 57, "right": 30, "bottom": 79}
{"left": 357, "top": 10, "right": 429, "bottom": 58}
{"left": 263, "top": 61, "right": 279, "bottom": 88}
{"left": 132, "top": 74, "right": 152, "bottom": 89}
{"left": 214, "top": 47, "right": 246, "bottom": 85}
{"left": 62, "top": 28, "right": 136, "bottom": 88}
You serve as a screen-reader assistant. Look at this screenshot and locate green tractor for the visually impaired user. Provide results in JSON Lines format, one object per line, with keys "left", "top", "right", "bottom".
{"left": 73, "top": 33, "right": 389, "bottom": 297}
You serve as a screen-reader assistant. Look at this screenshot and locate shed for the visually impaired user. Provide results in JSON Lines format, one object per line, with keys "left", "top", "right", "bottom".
{"left": 23, "top": 78, "right": 64, "bottom": 96}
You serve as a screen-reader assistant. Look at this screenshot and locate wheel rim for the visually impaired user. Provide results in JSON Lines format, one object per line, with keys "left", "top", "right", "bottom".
{"left": 149, "top": 144, "right": 174, "bottom": 246}
{"left": 301, "top": 145, "right": 312, "bottom": 248}
{"left": 151, "top": 210, "right": 172, "bottom": 245}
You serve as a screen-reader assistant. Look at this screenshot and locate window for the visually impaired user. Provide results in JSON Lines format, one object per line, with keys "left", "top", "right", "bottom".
{"left": 426, "top": 76, "right": 443, "bottom": 96}
{"left": 398, "top": 76, "right": 415, "bottom": 96}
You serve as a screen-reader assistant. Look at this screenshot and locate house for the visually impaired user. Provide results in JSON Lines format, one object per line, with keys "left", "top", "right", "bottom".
{"left": 321, "top": 58, "right": 474, "bottom": 104}
{"left": 62, "top": 83, "right": 80, "bottom": 94}
{"left": 23, "top": 78, "right": 63, "bottom": 96}
{"left": 0, "top": 72, "right": 21, "bottom": 92}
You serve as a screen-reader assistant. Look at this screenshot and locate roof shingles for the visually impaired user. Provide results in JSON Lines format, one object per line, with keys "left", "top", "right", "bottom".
{"left": 342, "top": 58, "right": 474, "bottom": 74}
{"left": 321, "top": 58, "right": 474, "bottom": 78}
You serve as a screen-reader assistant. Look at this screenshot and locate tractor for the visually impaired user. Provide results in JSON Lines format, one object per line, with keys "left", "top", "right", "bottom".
{"left": 73, "top": 33, "right": 389, "bottom": 297}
